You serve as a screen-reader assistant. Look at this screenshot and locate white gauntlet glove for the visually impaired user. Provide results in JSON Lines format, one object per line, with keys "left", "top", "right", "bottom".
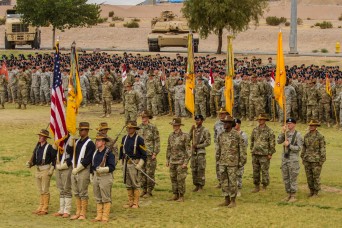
{"left": 135, "top": 159, "right": 144, "bottom": 171}
{"left": 96, "top": 166, "right": 109, "bottom": 174}
{"left": 72, "top": 164, "right": 85, "bottom": 175}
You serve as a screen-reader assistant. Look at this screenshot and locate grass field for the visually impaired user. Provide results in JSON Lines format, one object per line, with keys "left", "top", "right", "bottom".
{"left": 1, "top": 102, "right": 342, "bottom": 227}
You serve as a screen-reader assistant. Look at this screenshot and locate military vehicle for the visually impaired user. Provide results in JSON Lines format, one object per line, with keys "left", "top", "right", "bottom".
{"left": 4, "top": 9, "right": 41, "bottom": 49}
{"left": 147, "top": 10, "right": 199, "bottom": 52}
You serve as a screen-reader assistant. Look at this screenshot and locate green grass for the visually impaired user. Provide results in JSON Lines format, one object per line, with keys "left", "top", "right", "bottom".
{"left": 0, "top": 103, "right": 342, "bottom": 227}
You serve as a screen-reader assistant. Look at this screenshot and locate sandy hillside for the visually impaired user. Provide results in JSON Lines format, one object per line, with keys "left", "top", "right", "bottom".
{"left": 1, "top": 1, "right": 342, "bottom": 54}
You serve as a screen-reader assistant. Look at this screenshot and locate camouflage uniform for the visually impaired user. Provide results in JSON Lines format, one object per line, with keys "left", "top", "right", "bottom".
{"left": 123, "top": 89, "right": 140, "bottom": 123}
{"left": 336, "top": 91, "right": 342, "bottom": 127}
{"left": 304, "top": 83, "right": 321, "bottom": 122}
{"left": 332, "top": 82, "right": 342, "bottom": 123}
{"left": 166, "top": 129, "right": 191, "bottom": 197}
{"left": 8, "top": 69, "right": 18, "bottom": 102}
{"left": 133, "top": 80, "right": 146, "bottom": 112}
{"left": 250, "top": 124, "right": 276, "bottom": 188}
{"left": 189, "top": 125, "right": 211, "bottom": 188}
{"left": 249, "top": 80, "right": 265, "bottom": 120}
{"left": 214, "top": 119, "right": 225, "bottom": 182}
{"left": 318, "top": 85, "right": 331, "bottom": 124}
{"left": 138, "top": 122, "right": 160, "bottom": 195}
{"left": 62, "top": 72, "right": 69, "bottom": 100}
{"left": 173, "top": 83, "right": 187, "bottom": 117}
{"left": 17, "top": 71, "right": 29, "bottom": 109}
{"left": 101, "top": 80, "right": 113, "bottom": 117}
{"left": 39, "top": 71, "right": 50, "bottom": 105}
{"left": 30, "top": 71, "right": 40, "bottom": 105}
{"left": 210, "top": 77, "right": 224, "bottom": 116}
{"left": 239, "top": 80, "right": 250, "bottom": 120}
{"left": 0, "top": 74, "right": 6, "bottom": 108}
{"left": 217, "top": 129, "right": 247, "bottom": 198}
{"left": 194, "top": 81, "right": 209, "bottom": 118}
{"left": 80, "top": 74, "right": 90, "bottom": 107}
{"left": 301, "top": 129, "right": 326, "bottom": 195}
{"left": 279, "top": 85, "right": 296, "bottom": 122}
{"left": 146, "top": 77, "right": 161, "bottom": 116}
{"left": 277, "top": 130, "right": 303, "bottom": 194}
{"left": 88, "top": 73, "right": 101, "bottom": 104}
{"left": 237, "top": 130, "right": 248, "bottom": 190}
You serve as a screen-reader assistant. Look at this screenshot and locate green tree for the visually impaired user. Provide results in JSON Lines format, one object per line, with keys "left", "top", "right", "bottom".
{"left": 182, "top": 0, "right": 268, "bottom": 54}
{"left": 16, "top": 0, "right": 100, "bottom": 48}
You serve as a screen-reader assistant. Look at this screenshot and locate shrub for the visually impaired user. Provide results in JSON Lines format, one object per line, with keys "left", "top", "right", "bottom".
{"left": 112, "top": 16, "right": 124, "bottom": 21}
{"left": 123, "top": 20, "right": 139, "bottom": 28}
{"left": 0, "top": 17, "right": 5, "bottom": 25}
{"left": 266, "top": 16, "right": 287, "bottom": 26}
{"left": 339, "top": 14, "right": 342, "bottom": 21}
{"left": 321, "top": 48, "right": 329, "bottom": 53}
{"left": 97, "top": 17, "right": 108, "bottom": 23}
{"left": 310, "top": 25, "right": 314, "bottom": 28}
{"left": 108, "top": 11, "right": 114, "bottom": 17}
{"left": 297, "top": 18, "right": 303, "bottom": 25}
{"left": 312, "top": 50, "right": 318, "bottom": 53}
{"left": 109, "top": 23, "right": 115, "bottom": 27}
{"left": 307, "top": 17, "right": 311, "bottom": 20}
{"left": 315, "top": 21, "right": 333, "bottom": 29}
{"left": 285, "top": 22, "right": 290, "bottom": 26}
{"left": 132, "top": 18, "right": 141, "bottom": 22}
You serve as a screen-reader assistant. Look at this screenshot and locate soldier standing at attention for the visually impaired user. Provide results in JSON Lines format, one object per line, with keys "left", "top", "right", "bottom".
{"left": 173, "top": 77, "right": 187, "bottom": 117}
{"left": 39, "top": 67, "right": 51, "bottom": 106}
{"left": 0, "top": 71, "right": 7, "bottom": 109}
{"left": 16, "top": 65, "right": 29, "bottom": 109}
{"left": 166, "top": 117, "right": 191, "bottom": 202}
{"left": 30, "top": 67, "right": 41, "bottom": 105}
{"left": 138, "top": 111, "right": 160, "bottom": 198}
{"left": 234, "top": 118, "right": 248, "bottom": 197}
{"left": 189, "top": 114, "right": 211, "bottom": 192}
{"left": 91, "top": 132, "right": 115, "bottom": 223}
{"left": 277, "top": 118, "right": 303, "bottom": 202}
{"left": 66, "top": 122, "right": 95, "bottom": 220}
{"left": 123, "top": 82, "right": 141, "bottom": 124}
{"left": 301, "top": 120, "right": 326, "bottom": 197}
{"left": 213, "top": 108, "right": 229, "bottom": 188}
{"left": 217, "top": 116, "right": 246, "bottom": 208}
{"left": 194, "top": 77, "right": 209, "bottom": 119}
{"left": 53, "top": 136, "right": 73, "bottom": 218}
{"left": 250, "top": 113, "right": 276, "bottom": 193}
{"left": 96, "top": 122, "right": 119, "bottom": 165}
{"left": 101, "top": 76, "right": 113, "bottom": 118}
{"left": 26, "top": 129, "right": 57, "bottom": 215}
{"left": 119, "top": 121, "right": 147, "bottom": 209}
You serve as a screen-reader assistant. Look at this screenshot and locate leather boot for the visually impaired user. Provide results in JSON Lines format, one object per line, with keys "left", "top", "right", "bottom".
{"left": 102, "top": 202, "right": 111, "bottom": 222}
{"left": 261, "top": 185, "right": 267, "bottom": 191}
{"left": 176, "top": 194, "right": 184, "bottom": 202}
{"left": 288, "top": 193, "right": 297, "bottom": 203}
{"left": 37, "top": 194, "right": 49, "bottom": 215}
{"left": 227, "top": 197, "right": 236, "bottom": 208}
{"left": 91, "top": 203, "right": 103, "bottom": 222}
{"left": 78, "top": 199, "right": 88, "bottom": 220}
{"left": 140, "top": 189, "right": 147, "bottom": 198}
{"left": 144, "top": 191, "right": 153, "bottom": 198}
{"left": 197, "top": 186, "right": 203, "bottom": 192}
{"left": 251, "top": 185, "right": 260, "bottom": 193}
{"left": 167, "top": 194, "right": 179, "bottom": 201}
{"left": 70, "top": 197, "right": 82, "bottom": 220}
{"left": 282, "top": 194, "right": 291, "bottom": 202}
{"left": 308, "top": 189, "right": 315, "bottom": 197}
{"left": 63, "top": 198, "right": 72, "bottom": 218}
{"left": 192, "top": 185, "right": 199, "bottom": 192}
{"left": 32, "top": 194, "right": 44, "bottom": 214}
{"left": 218, "top": 196, "right": 230, "bottom": 206}
{"left": 22, "top": 104, "right": 26, "bottom": 110}
{"left": 131, "top": 189, "right": 140, "bottom": 209}
{"left": 105, "top": 114, "right": 110, "bottom": 118}
{"left": 123, "top": 189, "right": 134, "bottom": 208}
{"left": 16, "top": 104, "right": 21, "bottom": 109}
{"left": 53, "top": 198, "right": 65, "bottom": 216}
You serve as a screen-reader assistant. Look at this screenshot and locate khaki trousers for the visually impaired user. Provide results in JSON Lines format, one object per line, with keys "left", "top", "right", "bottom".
{"left": 56, "top": 166, "right": 72, "bottom": 198}
{"left": 71, "top": 166, "right": 90, "bottom": 200}
{"left": 35, "top": 168, "right": 51, "bottom": 195}
{"left": 93, "top": 172, "right": 114, "bottom": 203}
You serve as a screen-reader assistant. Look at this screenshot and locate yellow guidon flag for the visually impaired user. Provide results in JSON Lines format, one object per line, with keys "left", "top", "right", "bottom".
{"left": 225, "top": 35, "right": 234, "bottom": 116}
{"left": 185, "top": 33, "right": 195, "bottom": 115}
{"left": 325, "top": 74, "right": 332, "bottom": 97}
{"left": 66, "top": 41, "right": 83, "bottom": 135}
{"left": 274, "top": 31, "right": 286, "bottom": 110}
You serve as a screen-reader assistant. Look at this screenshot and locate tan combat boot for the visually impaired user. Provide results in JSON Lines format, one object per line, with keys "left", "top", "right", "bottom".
{"left": 176, "top": 194, "right": 184, "bottom": 202}
{"left": 37, "top": 194, "right": 50, "bottom": 215}
{"left": 261, "top": 185, "right": 267, "bottom": 192}
{"left": 102, "top": 202, "right": 111, "bottom": 223}
{"left": 140, "top": 189, "right": 147, "bottom": 198}
{"left": 288, "top": 193, "right": 297, "bottom": 203}
{"left": 100, "top": 114, "right": 106, "bottom": 118}
{"left": 192, "top": 185, "right": 199, "bottom": 192}
{"left": 167, "top": 194, "right": 179, "bottom": 201}
{"left": 251, "top": 185, "right": 260, "bottom": 193}
{"left": 16, "top": 104, "right": 21, "bottom": 109}
{"left": 131, "top": 189, "right": 140, "bottom": 209}
{"left": 308, "top": 189, "right": 315, "bottom": 198}
{"left": 22, "top": 104, "right": 26, "bottom": 110}
{"left": 227, "top": 197, "right": 236, "bottom": 208}
{"left": 218, "top": 196, "right": 230, "bottom": 206}
{"left": 78, "top": 199, "right": 88, "bottom": 220}
{"left": 197, "top": 186, "right": 203, "bottom": 192}
{"left": 70, "top": 197, "right": 82, "bottom": 220}
{"left": 91, "top": 203, "right": 103, "bottom": 222}
{"left": 123, "top": 189, "right": 134, "bottom": 208}
{"left": 32, "top": 194, "right": 44, "bottom": 214}
{"left": 282, "top": 194, "right": 291, "bottom": 202}
{"left": 144, "top": 190, "right": 153, "bottom": 198}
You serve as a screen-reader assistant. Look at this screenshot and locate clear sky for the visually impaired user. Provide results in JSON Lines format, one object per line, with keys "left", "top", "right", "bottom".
{"left": 87, "top": 0, "right": 144, "bottom": 5}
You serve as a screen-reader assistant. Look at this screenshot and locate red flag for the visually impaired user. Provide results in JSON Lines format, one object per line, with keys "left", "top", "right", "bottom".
{"left": 0, "top": 61, "right": 8, "bottom": 81}
{"left": 208, "top": 68, "right": 214, "bottom": 87}
{"left": 270, "top": 70, "right": 275, "bottom": 88}
{"left": 121, "top": 64, "right": 127, "bottom": 83}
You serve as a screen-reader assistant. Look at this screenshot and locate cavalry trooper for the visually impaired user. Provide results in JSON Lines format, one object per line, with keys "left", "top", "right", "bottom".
{"left": 277, "top": 118, "right": 303, "bottom": 202}
{"left": 217, "top": 116, "right": 246, "bottom": 208}
{"left": 301, "top": 120, "right": 326, "bottom": 197}
{"left": 66, "top": 122, "right": 95, "bottom": 220}
{"left": 213, "top": 108, "right": 229, "bottom": 188}
{"left": 26, "top": 129, "right": 57, "bottom": 215}
{"left": 138, "top": 111, "right": 160, "bottom": 198}
{"left": 189, "top": 114, "right": 211, "bottom": 192}
{"left": 250, "top": 113, "right": 276, "bottom": 193}
{"left": 166, "top": 117, "right": 191, "bottom": 202}
{"left": 123, "top": 82, "right": 141, "bottom": 124}
{"left": 96, "top": 122, "right": 119, "bottom": 165}
{"left": 234, "top": 118, "right": 248, "bottom": 197}
{"left": 91, "top": 132, "right": 115, "bottom": 223}
{"left": 53, "top": 136, "right": 73, "bottom": 218}
{"left": 119, "top": 121, "right": 147, "bottom": 209}
{"left": 101, "top": 76, "right": 113, "bottom": 118}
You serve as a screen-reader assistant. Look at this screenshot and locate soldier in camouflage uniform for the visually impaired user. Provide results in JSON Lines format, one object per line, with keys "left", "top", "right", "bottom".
{"left": 138, "top": 111, "right": 160, "bottom": 198}
{"left": 8, "top": 66, "right": 17, "bottom": 103}
{"left": 336, "top": 91, "right": 342, "bottom": 129}
{"left": 210, "top": 73, "right": 224, "bottom": 118}
{"left": 278, "top": 81, "right": 297, "bottom": 123}
{"left": 189, "top": 114, "right": 211, "bottom": 192}
{"left": 30, "top": 68, "right": 40, "bottom": 105}
{"left": 173, "top": 78, "right": 187, "bottom": 117}
{"left": 88, "top": 70, "right": 101, "bottom": 104}
{"left": 249, "top": 75, "right": 265, "bottom": 121}
{"left": 39, "top": 67, "right": 50, "bottom": 106}
{"left": 0, "top": 72, "right": 6, "bottom": 109}
{"left": 332, "top": 78, "right": 342, "bottom": 124}
{"left": 239, "top": 75, "right": 250, "bottom": 120}
{"left": 213, "top": 108, "right": 229, "bottom": 188}
{"left": 16, "top": 66, "right": 30, "bottom": 109}
{"left": 301, "top": 120, "right": 326, "bottom": 197}
{"left": 101, "top": 76, "right": 113, "bottom": 118}
{"left": 250, "top": 113, "right": 276, "bottom": 192}
{"left": 217, "top": 115, "right": 246, "bottom": 208}
{"left": 304, "top": 79, "right": 321, "bottom": 122}
{"left": 80, "top": 70, "right": 90, "bottom": 107}
{"left": 194, "top": 77, "right": 209, "bottom": 119}
{"left": 61, "top": 69, "right": 69, "bottom": 100}
{"left": 166, "top": 117, "right": 191, "bottom": 202}
{"left": 123, "top": 82, "right": 140, "bottom": 124}
{"left": 96, "top": 122, "right": 119, "bottom": 165}
{"left": 318, "top": 79, "right": 332, "bottom": 127}
{"left": 277, "top": 118, "right": 303, "bottom": 202}
{"left": 146, "top": 73, "right": 161, "bottom": 116}
{"left": 133, "top": 75, "right": 146, "bottom": 113}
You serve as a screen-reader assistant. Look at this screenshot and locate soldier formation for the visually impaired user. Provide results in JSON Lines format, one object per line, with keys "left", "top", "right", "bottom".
{"left": 17, "top": 52, "right": 331, "bottom": 221}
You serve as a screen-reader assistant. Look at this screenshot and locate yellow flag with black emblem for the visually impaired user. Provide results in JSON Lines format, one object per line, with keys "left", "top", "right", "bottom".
{"left": 225, "top": 35, "right": 234, "bottom": 116}
{"left": 274, "top": 31, "right": 286, "bottom": 110}
{"left": 185, "top": 33, "right": 195, "bottom": 115}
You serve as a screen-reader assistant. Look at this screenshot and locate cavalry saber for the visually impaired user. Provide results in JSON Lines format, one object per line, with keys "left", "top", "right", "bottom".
{"left": 125, "top": 153, "right": 157, "bottom": 185}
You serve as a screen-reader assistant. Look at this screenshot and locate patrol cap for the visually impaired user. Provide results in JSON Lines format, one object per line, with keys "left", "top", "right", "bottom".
{"left": 194, "top": 114, "right": 204, "bottom": 121}
{"left": 286, "top": 118, "right": 296, "bottom": 124}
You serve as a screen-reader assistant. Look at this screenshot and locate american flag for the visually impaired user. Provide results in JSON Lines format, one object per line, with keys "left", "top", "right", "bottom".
{"left": 50, "top": 43, "right": 67, "bottom": 150}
